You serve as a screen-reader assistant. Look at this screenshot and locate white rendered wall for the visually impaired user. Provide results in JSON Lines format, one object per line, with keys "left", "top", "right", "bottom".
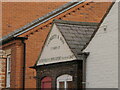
{"left": 84, "top": 3, "right": 118, "bottom": 88}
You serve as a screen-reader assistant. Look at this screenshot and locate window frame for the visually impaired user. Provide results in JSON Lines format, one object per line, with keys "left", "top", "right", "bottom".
{"left": 6, "top": 55, "right": 11, "bottom": 88}
{"left": 57, "top": 74, "right": 73, "bottom": 89}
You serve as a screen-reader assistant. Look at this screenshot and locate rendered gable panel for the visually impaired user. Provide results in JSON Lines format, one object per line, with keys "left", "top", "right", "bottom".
{"left": 37, "top": 24, "right": 76, "bottom": 65}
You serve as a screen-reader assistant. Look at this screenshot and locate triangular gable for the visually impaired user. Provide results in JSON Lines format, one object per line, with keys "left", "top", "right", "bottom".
{"left": 37, "top": 24, "right": 76, "bottom": 66}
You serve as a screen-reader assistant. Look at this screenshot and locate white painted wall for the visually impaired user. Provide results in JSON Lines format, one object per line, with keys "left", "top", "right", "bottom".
{"left": 37, "top": 24, "right": 76, "bottom": 65}
{"left": 84, "top": 3, "right": 118, "bottom": 88}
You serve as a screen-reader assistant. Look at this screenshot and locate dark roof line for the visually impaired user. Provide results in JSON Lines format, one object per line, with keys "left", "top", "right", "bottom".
{"left": 0, "top": 0, "right": 86, "bottom": 43}
{"left": 53, "top": 19, "right": 98, "bottom": 26}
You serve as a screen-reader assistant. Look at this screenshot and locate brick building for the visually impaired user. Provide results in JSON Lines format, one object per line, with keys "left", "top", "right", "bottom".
{"left": 0, "top": 0, "right": 114, "bottom": 89}
{"left": 32, "top": 2, "right": 118, "bottom": 88}
{"left": 32, "top": 19, "right": 98, "bottom": 89}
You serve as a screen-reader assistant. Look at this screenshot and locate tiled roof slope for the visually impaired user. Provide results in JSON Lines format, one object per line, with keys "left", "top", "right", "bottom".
{"left": 1, "top": 1, "right": 113, "bottom": 45}
{"left": 2, "top": 2, "right": 66, "bottom": 36}
{"left": 54, "top": 19, "right": 98, "bottom": 59}
{"left": 62, "top": 2, "right": 113, "bottom": 22}
{"left": 1, "top": 1, "right": 80, "bottom": 43}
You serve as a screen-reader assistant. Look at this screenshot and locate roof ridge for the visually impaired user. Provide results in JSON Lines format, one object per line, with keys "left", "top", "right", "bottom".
{"left": 53, "top": 19, "right": 99, "bottom": 26}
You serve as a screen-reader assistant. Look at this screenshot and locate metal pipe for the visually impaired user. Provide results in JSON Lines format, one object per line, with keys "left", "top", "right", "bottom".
{"left": 21, "top": 39, "right": 26, "bottom": 90}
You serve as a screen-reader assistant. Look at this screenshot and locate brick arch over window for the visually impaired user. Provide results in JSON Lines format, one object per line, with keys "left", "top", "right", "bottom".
{"left": 41, "top": 76, "right": 52, "bottom": 89}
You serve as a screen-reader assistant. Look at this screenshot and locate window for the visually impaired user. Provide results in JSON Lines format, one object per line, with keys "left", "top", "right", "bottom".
{"left": 6, "top": 55, "right": 11, "bottom": 88}
{"left": 41, "top": 77, "right": 52, "bottom": 89}
{"left": 57, "top": 74, "right": 73, "bottom": 89}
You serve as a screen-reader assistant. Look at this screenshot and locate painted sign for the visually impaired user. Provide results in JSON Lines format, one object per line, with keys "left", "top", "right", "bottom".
{"left": 37, "top": 24, "right": 76, "bottom": 65}
{"left": 46, "top": 34, "right": 64, "bottom": 46}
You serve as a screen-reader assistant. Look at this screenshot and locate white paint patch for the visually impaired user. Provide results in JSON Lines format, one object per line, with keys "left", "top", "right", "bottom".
{"left": 37, "top": 24, "right": 76, "bottom": 65}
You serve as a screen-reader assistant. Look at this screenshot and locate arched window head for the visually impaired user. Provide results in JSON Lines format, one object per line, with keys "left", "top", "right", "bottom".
{"left": 57, "top": 74, "right": 73, "bottom": 89}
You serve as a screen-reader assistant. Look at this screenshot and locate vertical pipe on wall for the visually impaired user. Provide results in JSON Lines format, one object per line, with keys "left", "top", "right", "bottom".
{"left": 22, "top": 40, "right": 26, "bottom": 90}
{"left": 82, "top": 52, "right": 89, "bottom": 88}
{"left": 21, "top": 37, "right": 27, "bottom": 90}
{"left": 82, "top": 59, "right": 86, "bottom": 88}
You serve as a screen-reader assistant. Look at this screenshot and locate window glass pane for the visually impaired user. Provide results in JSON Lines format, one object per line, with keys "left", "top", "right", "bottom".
{"left": 67, "top": 81, "right": 73, "bottom": 88}
{"left": 6, "top": 71, "right": 10, "bottom": 87}
{"left": 41, "top": 77, "right": 52, "bottom": 89}
{"left": 57, "top": 75, "right": 73, "bottom": 89}
{"left": 59, "top": 82, "right": 64, "bottom": 88}
{"left": 6, "top": 55, "right": 11, "bottom": 87}
{"left": 8, "top": 56, "right": 11, "bottom": 72}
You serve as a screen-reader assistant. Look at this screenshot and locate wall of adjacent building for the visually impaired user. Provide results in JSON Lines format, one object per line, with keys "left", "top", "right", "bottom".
{"left": 1, "top": 40, "right": 26, "bottom": 88}
{"left": 84, "top": 2, "right": 118, "bottom": 88}
{"left": 0, "top": 58, "right": 6, "bottom": 88}
{"left": 0, "top": 49, "right": 11, "bottom": 88}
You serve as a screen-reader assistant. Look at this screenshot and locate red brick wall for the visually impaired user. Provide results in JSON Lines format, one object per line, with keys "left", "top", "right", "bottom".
{"left": 0, "top": 58, "right": 6, "bottom": 88}
{"left": 11, "top": 40, "right": 24, "bottom": 88}
{"left": 2, "top": 2, "right": 66, "bottom": 88}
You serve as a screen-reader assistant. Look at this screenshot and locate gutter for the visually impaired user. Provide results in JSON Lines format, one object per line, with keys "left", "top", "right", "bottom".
{"left": 0, "top": 36, "right": 26, "bottom": 45}
{"left": 81, "top": 52, "right": 89, "bottom": 88}
{"left": 0, "top": 0, "right": 86, "bottom": 44}
{"left": 14, "top": 0, "right": 86, "bottom": 37}
{"left": 20, "top": 37, "right": 27, "bottom": 90}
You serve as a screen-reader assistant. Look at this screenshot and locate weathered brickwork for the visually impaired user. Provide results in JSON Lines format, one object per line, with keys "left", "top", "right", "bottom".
{"left": 36, "top": 60, "right": 83, "bottom": 89}
{"left": 0, "top": 58, "right": 6, "bottom": 88}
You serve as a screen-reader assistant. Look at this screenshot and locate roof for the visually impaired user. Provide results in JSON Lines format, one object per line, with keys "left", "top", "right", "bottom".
{"left": 2, "top": 2, "right": 66, "bottom": 37}
{"left": 33, "top": 19, "right": 100, "bottom": 67}
{"left": 34, "top": 19, "right": 98, "bottom": 66}
{"left": 54, "top": 19, "right": 98, "bottom": 59}
{"left": 1, "top": 1, "right": 113, "bottom": 45}
{"left": 1, "top": 1, "right": 84, "bottom": 43}
{"left": 54, "top": 20, "right": 99, "bottom": 59}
